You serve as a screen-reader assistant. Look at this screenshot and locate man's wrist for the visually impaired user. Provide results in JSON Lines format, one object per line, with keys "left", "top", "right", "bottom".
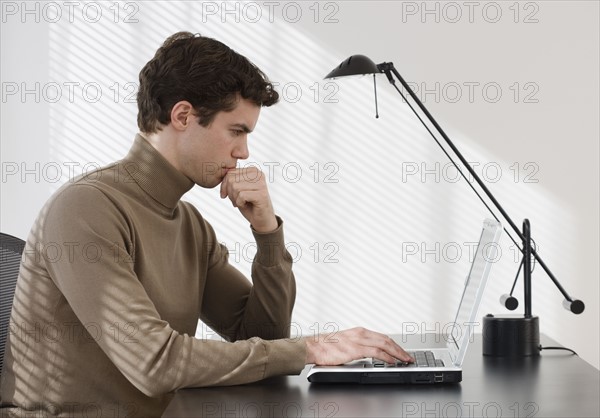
{"left": 304, "top": 337, "right": 317, "bottom": 364}
{"left": 252, "top": 216, "right": 289, "bottom": 267}
{"left": 252, "top": 216, "right": 278, "bottom": 233}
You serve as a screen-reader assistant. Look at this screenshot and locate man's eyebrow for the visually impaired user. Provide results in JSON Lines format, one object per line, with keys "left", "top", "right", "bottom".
{"left": 230, "top": 123, "right": 252, "bottom": 133}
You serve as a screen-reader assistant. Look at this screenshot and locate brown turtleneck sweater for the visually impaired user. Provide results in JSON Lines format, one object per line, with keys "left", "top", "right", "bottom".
{"left": 0, "top": 135, "right": 306, "bottom": 417}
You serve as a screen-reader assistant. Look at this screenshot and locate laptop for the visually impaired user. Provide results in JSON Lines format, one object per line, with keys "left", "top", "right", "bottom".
{"left": 307, "top": 218, "right": 502, "bottom": 384}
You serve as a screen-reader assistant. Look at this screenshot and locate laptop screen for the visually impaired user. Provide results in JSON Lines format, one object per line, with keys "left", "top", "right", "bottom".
{"left": 447, "top": 219, "right": 502, "bottom": 365}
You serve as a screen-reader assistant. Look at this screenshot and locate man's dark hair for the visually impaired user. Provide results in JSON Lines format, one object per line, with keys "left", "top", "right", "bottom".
{"left": 137, "top": 32, "right": 279, "bottom": 133}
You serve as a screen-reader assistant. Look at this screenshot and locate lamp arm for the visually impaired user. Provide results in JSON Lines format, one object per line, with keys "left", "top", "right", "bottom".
{"left": 378, "top": 62, "right": 581, "bottom": 308}
{"left": 381, "top": 63, "right": 525, "bottom": 241}
{"left": 523, "top": 219, "right": 532, "bottom": 318}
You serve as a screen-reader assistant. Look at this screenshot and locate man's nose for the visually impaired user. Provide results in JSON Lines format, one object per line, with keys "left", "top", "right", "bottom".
{"left": 233, "top": 137, "right": 249, "bottom": 160}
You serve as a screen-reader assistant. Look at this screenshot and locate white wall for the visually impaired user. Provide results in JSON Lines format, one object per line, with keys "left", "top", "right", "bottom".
{"left": 1, "top": 1, "right": 598, "bottom": 369}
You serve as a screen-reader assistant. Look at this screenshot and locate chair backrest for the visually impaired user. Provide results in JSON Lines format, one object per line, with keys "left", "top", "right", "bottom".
{"left": 0, "top": 233, "right": 25, "bottom": 375}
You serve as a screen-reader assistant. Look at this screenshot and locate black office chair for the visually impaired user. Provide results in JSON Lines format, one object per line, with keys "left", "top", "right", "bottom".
{"left": 0, "top": 233, "right": 25, "bottom": 376}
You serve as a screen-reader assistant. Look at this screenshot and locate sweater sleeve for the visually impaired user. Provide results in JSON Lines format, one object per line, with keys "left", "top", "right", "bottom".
{"left": 199, "top": 216, "right": 298, "bottom": 342}
{"left": 42, "top": 185, "right": 306, "bottom": 397}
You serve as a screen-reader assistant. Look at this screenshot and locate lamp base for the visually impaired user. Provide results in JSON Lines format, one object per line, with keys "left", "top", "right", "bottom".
{"left": 482, "top": 314, "right": 540, "bottom": 357}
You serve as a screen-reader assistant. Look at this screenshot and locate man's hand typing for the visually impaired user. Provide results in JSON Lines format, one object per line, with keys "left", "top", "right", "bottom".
{"left": 304, "top": 327, "right": 415, "bottom": 366}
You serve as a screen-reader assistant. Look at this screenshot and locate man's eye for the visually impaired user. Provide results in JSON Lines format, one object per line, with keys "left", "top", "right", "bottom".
{"left": 232, "top": 130, "right": 244, "bottom": 136}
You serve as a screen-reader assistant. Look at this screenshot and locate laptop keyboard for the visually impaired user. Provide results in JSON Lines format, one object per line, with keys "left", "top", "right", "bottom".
{"left": 371, "top": 351, "right": 445, "bottom": 368}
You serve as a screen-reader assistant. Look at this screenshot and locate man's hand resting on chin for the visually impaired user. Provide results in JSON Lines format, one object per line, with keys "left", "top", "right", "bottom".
{"left": 220, "top": 167, "right": 278, "bottom": 233}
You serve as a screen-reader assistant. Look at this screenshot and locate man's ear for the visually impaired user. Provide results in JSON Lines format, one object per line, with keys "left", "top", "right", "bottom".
{"left": 170, "top": 101, "right": 195, "bottom": 131}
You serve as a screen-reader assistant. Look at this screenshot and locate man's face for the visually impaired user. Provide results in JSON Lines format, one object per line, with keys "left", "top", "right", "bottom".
{"left": 177, "top": 98, "right": 261, "bottom": 188}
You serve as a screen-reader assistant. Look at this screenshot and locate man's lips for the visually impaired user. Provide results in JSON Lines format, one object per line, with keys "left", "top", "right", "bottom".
{"left": 222, "top": 166, "right": 237, "bottom": 176}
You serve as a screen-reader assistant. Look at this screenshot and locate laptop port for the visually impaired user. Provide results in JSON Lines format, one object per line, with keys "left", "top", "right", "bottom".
{"left": 434, "top": 373, "right": 444, "bottom": 383}
{"left": 414, "top": 373, "right": 431, "bottom": 383}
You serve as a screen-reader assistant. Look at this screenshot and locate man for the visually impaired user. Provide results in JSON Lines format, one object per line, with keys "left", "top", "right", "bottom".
{"left": 0, "top": 32, "right": 412, "bottom": 416}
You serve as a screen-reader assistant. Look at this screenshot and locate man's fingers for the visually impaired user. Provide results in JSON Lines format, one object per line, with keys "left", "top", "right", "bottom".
{"left": 235, "top": 190, "right": 251, "bottom": 208}
{"left": 221, "top": 170, "right": 262, "bottom": 201}
{"left": 358, "top": 346, "right": 395, "bottom": 364}
{"left": 217, "top": 168, "right": 277, "bottom": 232}
{"left": 347, "top": 327, "right": 414, "bottom": 362}
{"left": 370, "top": 334, "right": 413, "bottom": 362}
{"left": 306, "top": 327, "right": 415, "bottom": 366}
{"left": 220, "top": 172, "right": 228, "bottom": 198}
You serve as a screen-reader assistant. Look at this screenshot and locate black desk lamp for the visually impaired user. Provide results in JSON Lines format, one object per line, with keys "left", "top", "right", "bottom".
{"left": 325, "top": 55, "right": 585, "bottom": 357}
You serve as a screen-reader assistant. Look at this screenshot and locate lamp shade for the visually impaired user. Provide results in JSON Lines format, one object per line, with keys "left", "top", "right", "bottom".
{"left": 324, "top": 54, "right": 380, "bottom": 79}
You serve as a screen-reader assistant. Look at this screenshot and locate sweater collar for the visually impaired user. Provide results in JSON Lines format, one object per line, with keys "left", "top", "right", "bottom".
{"left": 123, "top": 134, "right": 194, "bottom": 210}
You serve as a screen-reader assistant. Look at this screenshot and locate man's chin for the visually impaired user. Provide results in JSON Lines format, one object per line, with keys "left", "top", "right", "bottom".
{"left": 193, "top": 177, "right": 222, "bottom": 189}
